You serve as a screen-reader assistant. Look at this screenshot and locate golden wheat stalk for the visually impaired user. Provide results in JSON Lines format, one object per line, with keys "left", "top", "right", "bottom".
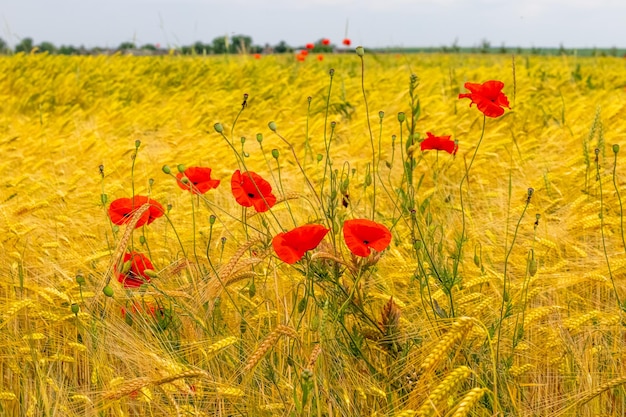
{"left": 420, "top": 317, "right": 473, "bottom": 375}
{"left": 575, "top": 375, "right": 626, "bottom": 408}
{"left": 416, "top": 366, "right": 471, "bottom": 417}
{"left": 450, "top": 388, "right": 487, "bottom": 417}
{"left": 243, "top": 325, "right": 299, "bottom": 372}
{"left": 218, "top": 238, "right": 263, "bottom": 280}
{"left": 89, "top": 203, "right": 150, "bottom": 308}
{"left": 103, "top": 377, "right": 151, "bottom": 401}
{"left": 306, "top": 344, "right": 322, "bottom": 371}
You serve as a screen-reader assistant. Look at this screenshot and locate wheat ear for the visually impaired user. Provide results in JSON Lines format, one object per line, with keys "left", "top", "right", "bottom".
{"left": 416, "top": 366, "right": 471, "bottom": 417}
{"left": 450, "top": 388, "right": 487, "bottom": 417}
{"left": 420, "top": 317, "right": 473, "bottom": 375}
{"left": 90, "top": 203, "right": 150, "bottom": 308}
{"left": 243, "top": 325, "right": 299, "bottom": 372}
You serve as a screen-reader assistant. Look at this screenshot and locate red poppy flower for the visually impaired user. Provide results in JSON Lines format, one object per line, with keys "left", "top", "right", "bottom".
{"left": 322, "top": 38, "right": 330, "bottom": 46}
{"left": 342, "top": 38, "right": 351, "bottom": 46}
{"left": 108, "top": 196, "right": 164, "bottom": 228}
{"left": 420, "top": 132, "right": 458, "bottom": 155}
{"left": 343, "top": 219, "right": 392, "bottom": 257}
{"left": 231, "top": 170, "right": 277, "bottom": 212}
{"left": 300, "top": 49, "right": 309, "bottom": 56}
{"left": 117, "top": 251, "right": 154, "bottom": 288}
{"left": 458, "top": 80, "right": 510, "bottom": 118}
{"left": 176, "top": 166, "right": 220, "bottom": 195}
{"left": 306, "top": 43, "right": 315, "bottom": 50}
{"left": 296, "top": 53, "right": 306, "bottom": 62}
{"left": 272, "top": 224, "right": 330, "bottom": 264}
{"left": 254, "top": 53, "right": 261, "bottom": 59}
{"left": 317, "top": 54, "right": 324, "bottom": 61}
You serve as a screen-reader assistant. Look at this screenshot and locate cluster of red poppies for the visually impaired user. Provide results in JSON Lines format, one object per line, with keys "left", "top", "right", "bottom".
{"left": 420, "top": 80, "right": 510, "bottom": 154}
{"left": 295, "top": 38, "right": 352, "bottom": 62}
{"left": 108, "top": 164, "right": 392, "bottom": 288}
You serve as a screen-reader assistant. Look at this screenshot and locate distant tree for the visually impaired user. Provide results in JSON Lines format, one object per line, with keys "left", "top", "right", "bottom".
{"left": 15, "top": 37, "right": 34, "bottom": 53}
{"left": 558, "top": 43, "right": 568, "bottom": 55}
{"left": 118, "top": 42, "right": 136, "bottom": 51}
{"left": 140, "top": 43, "right": 157, "bottom": 51}
{"left": 212, "top": 35, "right": 252, "bottom": 54}
{"left": 273, "top": 40, "right": 291, "bottom": 54}
{"left": 58, "top": 45, "right": 79, "bottom": 55}
{"left": 38, "top": 41, "right": 56, "bottom": 54}
{"left": 479, "top": 39, "right": 491, "bottom": 54}
{"left": 0, "top": 37, "right": 9, "bottom": 54}
{"left": 192, "top": 41, "right": 212, "bottom": 55}
{"left": 498, "top": 43, "right": 507, "bottom": 54}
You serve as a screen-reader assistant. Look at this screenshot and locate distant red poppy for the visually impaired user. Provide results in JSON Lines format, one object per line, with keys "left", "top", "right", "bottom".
{"left": 458, "top": 80, "right": 510, "bottom": 118}
{"left": 306, "top": 43, "right": 315, "bottom": 50}
{"left": 300, "top": 49, "right": 309, "bottom": 56}
{"left": 253, "top": 53, "right": 261, "bottom": 59}
{"left": 108, "top": 196, "right": 164, "bottom": 228}
{"left": 296, "top": 53, "right": 306, "bottom": 62}
{"left": 343, "top": 219, "right": 392, "bottom": 257}
{"left": 420, "top": 132, "right": 458, "bottom": 155}
{"left": 176, "top": 166, "right": 220, "bottom": 195}
{"left": 117, "top": 251, "right": 154, "bottom": 288}
{"left": 342, "top": 38, "right": 351, "bottom": 46}
{"left": 272, "top": 224, "right": 330, "bottom": 264}
{"left": 317, "top": 54, "right": 324, "bottom": 61}
{"left": 322, "top": 38, "right": 330, "bottom": 46}
{"left": 231, "top": 170, "right": 277, "bottom": 212}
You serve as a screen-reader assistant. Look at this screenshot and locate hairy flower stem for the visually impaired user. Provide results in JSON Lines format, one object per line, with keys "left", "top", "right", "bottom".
{"left": 453, "top": 115, "right": 487, "bottom": 281}
{"left": 358, "top": 54, "right": 377, "bottom": 220}
{"left": 597, "top": 150, "right": 623, "bottom": 310}
{"left": 612, "top": 149, "right": 626, "bottom": 256}
{"left": 496, "top": 188, "right": 533, "bottom": 366}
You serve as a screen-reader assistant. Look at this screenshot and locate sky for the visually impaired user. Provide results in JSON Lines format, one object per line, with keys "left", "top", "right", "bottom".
{"left": 1, "top": 0, "right": 625, "bottom": 50}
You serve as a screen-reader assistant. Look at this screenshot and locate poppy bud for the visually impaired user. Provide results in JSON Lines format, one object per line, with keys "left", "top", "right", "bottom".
{"left": 135, "top": 140, "right": 141, "bottom": 149}
{"left": 307, "top": 96, "right": 312, "bottom": 103}
{"left": 214, "top": 123, "right": 224, "bottom": 133}
{"left": 124, "top": 311, "right": 133, "bottom": 326}
{"left": 162, "top": 165, "right": 171, "bottom": 174}
{"left": 529, "top": 259, "right": 538, "bottom": 277}
{"left": 397, "top": 112, "right": 406, "bottom": 123}
{"left": 298, "top": 298, "right": 307, "bottom": 313}
{"left": 330, "top": 121, "right": 336, "bottom": 129}
{"left": 268, "top": 121, "right": 277, "bottom": 132}
{"left": 76, "top": 274, "right": 86, "bottom": 285}
{"left": 120, "top": 260, "right": 132, "bottom": 275}
{"left": 329, "top": 68, "right": 335, "bottom": 77}
{"left": 209, "top": 214, "right": 216, "bottom": 225}
{"left": 148, "top": 178, "right": 154, "bottom": 187}
{"left": 103, "top": 285, "right": 114, "bottom": 297}
{"left": 271, "top": 149, "right": 279, "bottom": 159}
{"left": 101, "top": 193, "right": 108, "bottom": 205}
{"left": 613, "top": 144, "right": 620, "bottom": 154}
{"left": 143, "top": 269, "right": 158, "bottom": 278}
{"left": 474, "top": 253, "right": 481, "bottom": 268}
{"left": 240, "top": 136, "right": 246, "bottom": 144}
{"left": 256, "top": 133, "right": 263, "bottom": 143}
{"left": 365, "top": 172, "right": 372, "bottom": 187}
{"left": 355, "top": 46, "right": 364, "bottom": 57}
{"left": 71, "top": 303, "right": 80, "bottom": 314}
{"left": 167, "top": 204, "right": 172, "bottom": 213}
{"left": 248, "top": 281, "right": 256, "bottom": 298}
{"left": 181, "top": 177, "right": 189, "bottom": 184}
{"left": 379, "top": 111, "right": 384, "bottom": 119}
{"left": 317, "top": 154, "right": 323, "bottom": 162}
{"left": 177, "top": 164, "right": 186, "bottom": 173}
{"left": 139, "top": 235, "right": 146, "bottom": 245}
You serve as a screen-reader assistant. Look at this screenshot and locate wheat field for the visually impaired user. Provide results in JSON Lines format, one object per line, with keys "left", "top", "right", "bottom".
{"left": 1, "top": 51, "right": 626, "bottom": 416}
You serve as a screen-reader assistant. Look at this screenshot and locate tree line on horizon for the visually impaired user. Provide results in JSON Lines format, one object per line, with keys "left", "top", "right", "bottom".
{"left": 0, "top": 35, "right": 336, "bottom": 55}
{"left": 0, "top": 35, "right": 623, "bottom": 57}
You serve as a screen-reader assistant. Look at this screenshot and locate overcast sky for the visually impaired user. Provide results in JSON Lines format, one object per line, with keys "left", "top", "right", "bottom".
{"left": 1, "top": 0, "right": 625, "bottom": 49}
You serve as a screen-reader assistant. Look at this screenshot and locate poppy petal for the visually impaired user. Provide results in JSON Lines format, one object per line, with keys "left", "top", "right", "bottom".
{"left": 343, "top": 219, "right": 392, "bottom": 257}
{"left": 273, "top": 224, "right": 329, "bottom": 264}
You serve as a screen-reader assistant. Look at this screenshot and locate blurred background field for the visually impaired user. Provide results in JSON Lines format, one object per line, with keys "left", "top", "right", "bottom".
{"left": 2, "top": 52, "right": 626, "bottom": 416}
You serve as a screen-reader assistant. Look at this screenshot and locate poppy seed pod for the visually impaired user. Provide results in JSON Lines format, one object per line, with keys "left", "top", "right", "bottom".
{"left": 162, "top": 165, "right": 171, "bottom": 175}
{"left": 271, "top": 149, "right": 279, "bottom": 159}
{"left": 103, "top": 285, "right": 114, "bottom": 297}
{"left": 214, "top": 123, "right": 224, "bottom": 133}
{"left": 177, "top": 164, "right": 186, "bottom": 173}
{"left": 268, "top": 121, "right": 277, "bottom": 132}
{"left": 71, "top": 303, "right": 80, "bottom": 314}
{"left": 613, "top": 144, "right": 620, "bottom": 154}
{"left": 398, "top": 112, "right": 406, "bottom": 123}
{"left": 355, "top": 46, "right": 364, "bottom": 57}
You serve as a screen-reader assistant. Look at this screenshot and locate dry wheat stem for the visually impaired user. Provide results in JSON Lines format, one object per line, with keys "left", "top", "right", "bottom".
{"left": 90, "top": 203, "right": 150, "bottom": 308}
